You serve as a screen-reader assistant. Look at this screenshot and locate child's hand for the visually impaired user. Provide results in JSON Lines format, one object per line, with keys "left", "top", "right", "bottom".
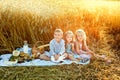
{"left": 54, "top": 54, "right": 60, "bottom": 60}
{"left": 79, "top": 50, "right": 87, "bottom": 54}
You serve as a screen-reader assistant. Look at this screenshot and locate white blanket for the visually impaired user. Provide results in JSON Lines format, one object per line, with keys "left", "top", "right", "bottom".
{"left": 0, "top": 48, "right": 90, "bottom": 66}
{"left": 0, "top": 54, "right": 90, "bottom": 66}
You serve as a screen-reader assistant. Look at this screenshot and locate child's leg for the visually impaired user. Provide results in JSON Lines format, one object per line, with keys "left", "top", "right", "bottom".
{"left": 95, "top": 54, "right": 112, "bottom": 63}
{"left": 39, "top": 51, "right": 51, "bottom": 61}
{"left": 39, "top": 54, "right": 51, "bottom": 61}
{"left": 57, "top": 53, "right": 68, "bottom": 61}
{"left": 68, "top": 54, "right": 79, "bottom": 61}
{"left": 62, "top": 53, "right": 68, "bottom": 59}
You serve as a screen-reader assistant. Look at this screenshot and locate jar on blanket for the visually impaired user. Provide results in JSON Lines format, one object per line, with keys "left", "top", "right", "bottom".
{"left": 23, "top": 40, "right": 31, "bottom": 56}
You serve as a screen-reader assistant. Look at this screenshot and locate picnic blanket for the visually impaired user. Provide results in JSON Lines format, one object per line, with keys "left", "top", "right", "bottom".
{"left": 0, "top": 48, "right": 90, "bottom": 66}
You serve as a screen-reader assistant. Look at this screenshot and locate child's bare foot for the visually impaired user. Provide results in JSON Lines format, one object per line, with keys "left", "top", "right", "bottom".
{"left": 72, "top": 61, "right": 78, "bottom": 64}
{"left": 76, "top": 58, "right": 81, "bottom": 60}
{"left": 107, "top": 59, "right": 112, "bottom": 63}
{"left": 73, "top": 59, "right": 79, "bottom": 62}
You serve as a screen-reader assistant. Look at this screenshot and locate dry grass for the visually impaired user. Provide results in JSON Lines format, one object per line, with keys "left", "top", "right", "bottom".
{"left": 0, "top": 0, "right": 120, "bottom": 80}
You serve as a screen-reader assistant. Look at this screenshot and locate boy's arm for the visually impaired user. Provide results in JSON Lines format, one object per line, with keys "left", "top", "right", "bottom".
{"left": 59, "top": 41, "right": 65, "bottom": 55}
{"left": 50, "top": 41, "right": 55, "bottom": 56}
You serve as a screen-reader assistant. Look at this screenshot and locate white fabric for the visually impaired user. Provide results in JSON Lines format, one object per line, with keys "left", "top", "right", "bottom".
{"left": 0, "top": 54, "right": 90, "bottom": 66}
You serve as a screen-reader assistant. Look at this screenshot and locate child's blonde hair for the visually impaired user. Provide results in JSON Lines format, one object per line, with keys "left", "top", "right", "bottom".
{"left": 65, "top": 30, "right": 74, "bottom": 37}
{"left": 75, "top": 29, "right": 86, "bottom": 41}
{"left": 54, "top": 29, "right": 63, "bottom": 35}
{"left": 65, "top": 30, "right": 74, "bottom": 42}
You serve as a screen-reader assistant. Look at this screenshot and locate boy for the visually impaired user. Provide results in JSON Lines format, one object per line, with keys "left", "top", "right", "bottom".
{"left": 40, "top": 29, "right": 67, "bottom": 62}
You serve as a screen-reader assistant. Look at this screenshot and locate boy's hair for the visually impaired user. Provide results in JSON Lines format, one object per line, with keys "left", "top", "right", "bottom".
{"left": 75, "top": 29, "right": 86, "bottom": 41}
{"left": 54, "top": 29, "right": 63, "bottom": 35}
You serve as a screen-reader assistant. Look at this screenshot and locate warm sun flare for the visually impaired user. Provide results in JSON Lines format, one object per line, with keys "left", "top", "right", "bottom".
{"left": 0, "top": 0, "right": 120, "bottom": 80}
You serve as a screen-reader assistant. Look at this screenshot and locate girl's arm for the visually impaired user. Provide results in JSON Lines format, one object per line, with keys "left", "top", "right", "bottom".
{"left": 83, "top": 40, "right": 95, "bottom": 56}
{"left": 84, "top": 40, "right": 90, "bottom": 52}
{"left": 71, "top": 43, "right": 75, "bottom": 52}
{"left": 71, "top": 43, "right": 75, "bottom": 55}
{"left": 76, "top": 42, "right": 81, "bottom": 55}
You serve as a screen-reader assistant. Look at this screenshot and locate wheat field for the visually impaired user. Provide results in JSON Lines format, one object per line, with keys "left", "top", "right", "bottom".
{"left": 0, "top": 0, "right": 120, "bottom": 80}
